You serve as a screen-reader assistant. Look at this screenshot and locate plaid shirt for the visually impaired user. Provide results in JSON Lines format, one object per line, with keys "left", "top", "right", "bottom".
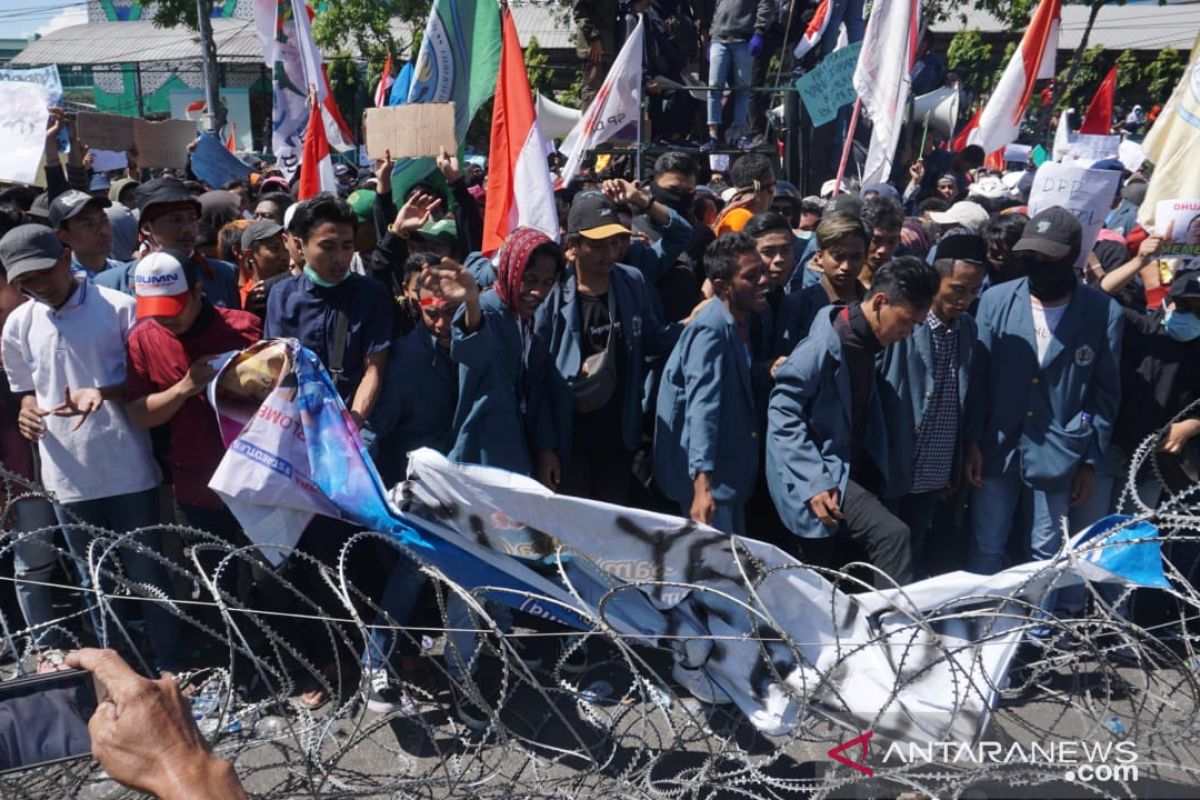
{"left": 910, "top": 312, "right": 959, "bottom": 493}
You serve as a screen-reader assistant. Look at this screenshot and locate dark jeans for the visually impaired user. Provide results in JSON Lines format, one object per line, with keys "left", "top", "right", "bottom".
{"left": 894, "top": 490, "right": 943, "bottom": 579}
{"left": 795, "top": 480, "right": 912, "bottom": 588}
{"left": 55, "top": 488, "right": 184, "bottom": 672}
{"left": 559, "top": 447, "right": 634, "bottom": 507}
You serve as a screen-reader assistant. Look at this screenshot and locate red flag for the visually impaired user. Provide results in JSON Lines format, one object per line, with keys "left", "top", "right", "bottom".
{"left": 297, "top": 98, "right": 336, "bottom": 200}
{"left": 952, "top": 107, "right": 982, "bottom": 152}
{"left": 481, "top": 7, "right": 558, "bottom": 254}
{"left": 1079, "top": 64, "right": 1117, "bottom": 135}
{"left": 374, "top": 52, "right": 395, "bottom": 107}
{"left": 225, "top": 121, "right": 237, "bottom": 153}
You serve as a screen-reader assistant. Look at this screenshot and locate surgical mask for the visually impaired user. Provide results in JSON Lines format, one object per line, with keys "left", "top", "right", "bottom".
{"left": 303, "top": 264, "right": 348, "bottom": 288}
{"left": 1163, "top": 307, "right": 1200, "bottom": 342}
{"left": 1025, "top": 257, "right": 1077, "bottom": 302}
{"left": 650, "top": 184, "right": 695, "bottom": 217}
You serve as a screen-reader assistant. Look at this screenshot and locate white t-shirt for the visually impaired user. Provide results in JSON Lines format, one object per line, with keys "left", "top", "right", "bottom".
{"left": 1030, "top": 298, "right": 1069, "bottom": 365}
{"left": 1, "top": 279, "right": 160, "bottom": 503}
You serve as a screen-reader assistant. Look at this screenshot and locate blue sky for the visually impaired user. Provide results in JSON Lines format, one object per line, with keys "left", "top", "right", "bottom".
{"left": 0, "top": 0, "right": 88, "bottom": 40}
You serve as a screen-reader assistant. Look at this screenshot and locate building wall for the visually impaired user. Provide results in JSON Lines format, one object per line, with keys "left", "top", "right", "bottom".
{"left": 88, "top": 0, "right": 263, "bottom": 119}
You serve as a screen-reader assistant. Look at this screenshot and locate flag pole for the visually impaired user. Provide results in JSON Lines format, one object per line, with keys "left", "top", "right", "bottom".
{"left": 833, "top": 98, "right": 861, "bottom": 197}
{"left": 634, "top": 12, "right": 644, "bottom": 182}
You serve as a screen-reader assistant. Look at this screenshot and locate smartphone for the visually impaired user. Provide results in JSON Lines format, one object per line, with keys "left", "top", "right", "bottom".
{"left": 0, "top": 669, "right": 97, "bottom": 775}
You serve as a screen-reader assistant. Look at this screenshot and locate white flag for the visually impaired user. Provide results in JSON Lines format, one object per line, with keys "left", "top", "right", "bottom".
{"left": 852, "top": 0, "right": 921, "bottom": 186}
{"left": 558, "top": 17, "right": 645, "bottom": 187}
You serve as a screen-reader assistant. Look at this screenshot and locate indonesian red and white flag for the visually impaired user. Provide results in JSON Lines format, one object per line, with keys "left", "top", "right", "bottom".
{"left": 297, "top": 99, "right": 337, "bottom": 200}
{"left": 558, "top": 16, "right": 645, "bottom": 188}
{"left": 374, "top": 52, "right": 395, "bottom": 108}
{"left": 482, "top": 8, "right": 559, "bottom": 254}
{"left": 968, "top": 0, "right": 1061, "bottom": 154}
{"left": 852, "top": 0, "right": 921, "bottom": 185}
{"left": 792, "top": 0, "right": 830, "bottom": 60}
{"left": 1079, "top": 64, "right": 1117, "bottom": 135}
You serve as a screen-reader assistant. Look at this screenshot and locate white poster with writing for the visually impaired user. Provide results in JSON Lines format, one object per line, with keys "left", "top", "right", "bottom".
{"left": 1028, "top": 162, "right": 1122, "bottom": 269}
{"left": 0, "top": 82, "right": 49, "bottom": 185}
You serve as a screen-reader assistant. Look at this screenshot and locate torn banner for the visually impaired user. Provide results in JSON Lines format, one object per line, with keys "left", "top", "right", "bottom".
{"left": 208, "top": 340, "right": 1168, "bottom": 745}
{"left": 204, "top": 339, "right": 590, "bottom": 629}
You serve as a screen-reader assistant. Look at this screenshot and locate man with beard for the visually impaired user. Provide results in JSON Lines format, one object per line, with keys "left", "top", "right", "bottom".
{"left": 654, "top": 233, "right": 769, "bottom": 533}
{"left": 964, "top": 208, "right": 1123, "bottom": 578}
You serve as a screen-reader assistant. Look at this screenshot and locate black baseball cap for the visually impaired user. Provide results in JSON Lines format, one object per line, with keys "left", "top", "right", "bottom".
{"left": 135, "top": 177, "right": 201, "bottom": 217}
{"left": 49, "top": 190, "right": 112, "bottom": 229}
{"left": 567, "top": 192, "right": 629, "bottom": 239}
{"left": 0, "top": 224, "right": 65, "bottom": 283}
{"left": 241, "top": 219, "right": 284, "bottom": 251}
{"left": 1168, "top": 268, "right": 1200, "bottom": 302}
{"left": 1013, "top": 207, "right": 1082, "bottom": 262}
{"left": 936, "top": 231, "right": 988, "bottom": 265}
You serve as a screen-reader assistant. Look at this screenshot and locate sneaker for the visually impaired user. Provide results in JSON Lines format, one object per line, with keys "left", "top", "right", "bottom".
{"left": 699, "top": 137, "right": 719, "bottom": 153}
{"left": 365, "top": 668, "right": 418, "bottom": 715}
{"left": 453, "top": 672, "right": 504, "bottom": 731}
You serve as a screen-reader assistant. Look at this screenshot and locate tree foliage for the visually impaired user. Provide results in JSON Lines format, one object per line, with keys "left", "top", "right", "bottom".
{"left": 945, "top": 30, "right": 993, "bottom": 93}
{"left": 1054, "top": 44, "right": 1106, "bottom": 111}
{"left": 1144, "top": 46, "right": 1187, "bottom": 105}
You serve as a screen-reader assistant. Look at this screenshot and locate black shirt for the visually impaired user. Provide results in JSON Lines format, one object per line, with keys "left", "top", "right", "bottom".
{"left": 1113, "top": 307, "right": 1200, "bottom": 451}
{"left": 575, "top": 291, "right": 625, "bottom": 452}
{"left": 834, "top": 303, "right": 883, "bottom": 473}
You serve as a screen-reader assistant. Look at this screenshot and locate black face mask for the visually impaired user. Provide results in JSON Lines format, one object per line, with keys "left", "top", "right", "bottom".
{"left": 1025, "top": 257, "right": 1077, "bottom": 302}
{"left": 650, "top": 183, "right": 695, "bottom": 218}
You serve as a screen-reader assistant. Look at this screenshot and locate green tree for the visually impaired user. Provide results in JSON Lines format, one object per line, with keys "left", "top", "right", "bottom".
{"left": 1114, "top": 49, "right": 1141, "bottom": 97}
{"left": 1054, "top": 44, "right": 1106, "bottom": 112}
{"left": 1144, "top": 46, "right": 1187, "bottom": 105}
{"left": 946, "top": 30, "right": 994, "bottom": 94}
{"left": 525, "top": 36, "right": 554, "bottom": 97}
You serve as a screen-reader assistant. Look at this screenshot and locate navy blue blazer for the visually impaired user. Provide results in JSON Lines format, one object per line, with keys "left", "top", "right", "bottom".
{"left": 536, "top": 263, "right": 681, "bottom": 453}
{"left": 450, "top": 291, "right": 571, "bottom": 476}
{"left": 774, "top": 282, "right": 835, "bottom": 357}
{"left": 876, "top": 312, "right": 979, "bottom": 498}
{"left": 967, "top": 278, "right": 1123, "bottom": 492}
{"left": 369, "top": 321, "right": 458, "bottom": 484}
{"left": 654, "top": 299, "right": 761, "bottom": 506}
{"left": 766, "top": 306, "right": 890, "bottom": 539}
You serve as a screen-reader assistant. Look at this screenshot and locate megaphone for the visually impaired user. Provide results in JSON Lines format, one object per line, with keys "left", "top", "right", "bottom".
{"left": 911, "top": 86, "right": 960, "bottom": 139}
{"left": 535, "top": 93, "right": 583, "bottom": 141}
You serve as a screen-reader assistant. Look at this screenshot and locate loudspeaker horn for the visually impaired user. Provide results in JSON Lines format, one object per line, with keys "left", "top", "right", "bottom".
{"left": 911, "top": 85, "right": 960, "bottom": 139}
{"left": 535, "top": 93, "right": 583, "bottom": 141}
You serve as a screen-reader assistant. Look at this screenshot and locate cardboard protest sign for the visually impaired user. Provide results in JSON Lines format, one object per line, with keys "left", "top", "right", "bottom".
{"left": 1028, "top": 162, "right": 1121, "bottom": 269}
{"left": 76, "top": 113, "right": 196, "bottom": 170}
{"left": 1154, "top": 199, "right": 1200, "bottom": 257}
{"left": 795, "top": 42, "right": 862, "bottom": 127}
{"left": 0, "top": 81, "right": 51, "bottom": 185}
{"left": 132, "top": 118, "right": 197, "bottom": 170}
{"left": 76, "top": 112, "right": 136, "bottom": 152}
{"left": 363, "top": 103, "right": 456, "bottom": 160}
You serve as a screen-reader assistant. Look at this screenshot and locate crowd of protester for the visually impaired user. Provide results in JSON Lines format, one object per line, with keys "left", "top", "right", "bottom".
{"left": 0, "top": 87, "right": 1196, "bottom": 746}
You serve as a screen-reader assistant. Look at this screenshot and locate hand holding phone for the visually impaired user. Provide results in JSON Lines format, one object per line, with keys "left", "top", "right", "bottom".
{"left": 0, "top": 668, "right": 96, "bottom": 774}
{"left": 65, "top": 649, "right": 246, "bottom": 800}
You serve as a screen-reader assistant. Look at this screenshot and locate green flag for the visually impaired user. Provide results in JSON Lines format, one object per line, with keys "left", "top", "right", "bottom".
{"left": 389, "top": 0, "right": 501, "bottom": 198}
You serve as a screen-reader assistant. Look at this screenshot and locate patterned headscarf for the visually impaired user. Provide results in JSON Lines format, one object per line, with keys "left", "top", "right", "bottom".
{"left": 494, "top": 227, "right": 562, "bottom": 315}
